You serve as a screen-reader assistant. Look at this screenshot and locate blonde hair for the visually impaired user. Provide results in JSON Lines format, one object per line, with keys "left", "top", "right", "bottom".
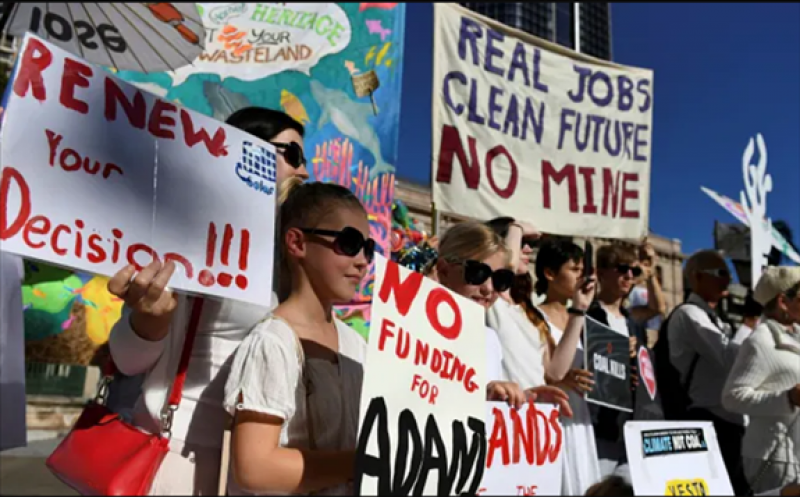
{"left": 438, "top": 222, "right": 510, "bottom": 266}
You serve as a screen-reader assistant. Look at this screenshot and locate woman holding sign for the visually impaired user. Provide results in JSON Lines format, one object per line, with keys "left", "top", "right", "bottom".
{"left": 535, "top": 239, "right": 602, "bottom": 496}
{"left": 105, "top": 108, "right": 310, "bottom": 495}
{"left": 223, "top": 180, "right": 372, "bottom": 495}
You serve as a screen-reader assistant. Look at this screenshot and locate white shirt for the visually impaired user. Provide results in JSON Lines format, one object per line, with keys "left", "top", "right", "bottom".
{"left": 666, "top": 293, "right": 745, "bottom": 426}
{"left": 723, "top": 319, "right": 800, "bottom": 463}
{"left": 109, "top": 293, "right": 276, "bottom": 448}
{"left": 733, "top": 323, "right": 755, "bottom": 344}
{"left": 487, "top": 298, "right": 546, "bottom": 388}
{"left": 224, "top": 316, "right": 366, "bottom": 495}
{"left": 486, "top": 326, "right": 505, "bottom": 383}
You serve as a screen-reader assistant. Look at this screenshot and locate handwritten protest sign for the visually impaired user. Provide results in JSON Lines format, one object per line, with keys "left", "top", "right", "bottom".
{"left": 584, "top": 316, "right": 632, "bottom": 412}
{"left": 625, "top": 421, "right": 734, "bottom": 496}
{"left": 355, "top": 255, "right": 487, "bottom": 495}
{"left": 432, "top": 3, "right": 653, "bottom": 239}
{"left": 480, "top": 402, "right": 564, "bottom": 496}
{"left": 0, "top": 33, "right": 277, "bottom": 306}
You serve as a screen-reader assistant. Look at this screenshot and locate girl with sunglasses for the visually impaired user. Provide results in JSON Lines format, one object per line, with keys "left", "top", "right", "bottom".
{"left": 534, "top": 238, "right": 601, "bottom": 495}
{"left": 224, "top": 180, "right": 373, "bottom": 495}
{"left": 432, "top": 222, "right": 571, "bottom": 412}
{"left": 104, "top": 108, "right": 309, "bottom": 495}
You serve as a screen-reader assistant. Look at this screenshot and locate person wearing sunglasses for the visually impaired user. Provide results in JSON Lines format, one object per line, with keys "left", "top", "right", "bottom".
{"left": 586, "top": 243, "right": 666, "bottom": 484}
{"left": 225, "top": 181, "right": 372, "bottom": 495}
{"left": 661, "top": 249, "right": 749, "bottom": 495}
{"left": 533, "top": 238, "right": 600, "bottom": 495}
{"left": 104, "top": 108, "right": 310, "bottom": 495}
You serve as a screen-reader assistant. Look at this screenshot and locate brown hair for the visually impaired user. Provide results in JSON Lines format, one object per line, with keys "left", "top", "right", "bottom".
{"left": 510, "top": 272, "right": 556, "bottom": 351}
{"left": 585, "top": 476, "right": 634, "bottom": 497}
{"left": 596, "top": 244, "right": 637, "bottom": 270}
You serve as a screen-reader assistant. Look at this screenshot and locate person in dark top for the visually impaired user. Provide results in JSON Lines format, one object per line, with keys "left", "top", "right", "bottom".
{"left": 587, "top": 242, "right": 666, "bottom": 482}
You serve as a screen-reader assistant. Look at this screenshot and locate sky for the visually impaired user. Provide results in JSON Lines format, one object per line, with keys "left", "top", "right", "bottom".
{"left": 396, "top": 2, "right": 800, "bottom": 261}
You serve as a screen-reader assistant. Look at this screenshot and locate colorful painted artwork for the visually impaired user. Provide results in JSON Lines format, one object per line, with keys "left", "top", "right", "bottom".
{"left": 21, "top": 261, "right": 123, "bottom": 345}
{"left": 111, "top": 3, "right": 405, "bottom": 339}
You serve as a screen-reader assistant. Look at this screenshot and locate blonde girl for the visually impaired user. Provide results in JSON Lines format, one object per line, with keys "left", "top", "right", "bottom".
{"left": 224, "top": 180, "right": 374, "bottom": 495}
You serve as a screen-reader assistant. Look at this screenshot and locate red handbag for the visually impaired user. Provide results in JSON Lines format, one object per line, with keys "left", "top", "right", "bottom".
{"left": 46, "top": 298, "right": 205, "bottom": 496}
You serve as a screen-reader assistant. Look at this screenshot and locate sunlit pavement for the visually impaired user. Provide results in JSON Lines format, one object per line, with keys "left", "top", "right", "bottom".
{"left": 0, "top": 437, "right": 77, "bottom": 496}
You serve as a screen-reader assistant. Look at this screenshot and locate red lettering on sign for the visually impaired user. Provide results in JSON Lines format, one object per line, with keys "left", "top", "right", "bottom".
{"left": 542, "top": 161, "right": 578, "bottom": 213}
{"left": 378, "top": 261, "right": 424, "bottom": 316}
{"left": 486, "top": 402, "right": 564, "bottom": 469}
{"left": 425, "top": 288, "right": 462, "bottom": 341}
{"left": 59, "top": 58, "right": 93, "bottom": 114}
{"left": 13, "top": 38, "right": 52, "bottom": 101}
{"left": 104, "top": 77, "right": 146, "bottom": 129}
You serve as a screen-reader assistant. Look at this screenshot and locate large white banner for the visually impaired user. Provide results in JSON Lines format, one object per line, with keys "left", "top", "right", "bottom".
{"left": 625, "top": 421, "right": 734, "bottom": 496}
{"left": 480, "top": 402, "right": 564, "bottom": 496}
{"left": 355, "top": 255, "right": 487, "bottom": 495}
{"left": 0, "top": 34, "right": 277, "bottom": 306}
{"left": 432, "top": 3, "right": 654, "bottom": 239}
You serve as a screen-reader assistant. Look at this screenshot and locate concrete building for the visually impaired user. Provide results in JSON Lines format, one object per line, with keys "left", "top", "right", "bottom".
{"left": 394, "top": 178, "right": 687, "bottom": 313}
{"left": 461, "top": 2, "right": 613, "bottom": 61}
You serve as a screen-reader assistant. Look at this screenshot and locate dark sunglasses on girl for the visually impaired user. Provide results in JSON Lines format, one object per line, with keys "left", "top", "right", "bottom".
{"left": 271, "top": 141, "right": 307, "bottom": 169}
{"left": 300, "top": 226, "right": 375, "bottom": 263}
{"left": 452, "top": 259, "right": 515, "bottom": 293}
{"left": 616, "top": 264, "right": 643, "bottom": 278}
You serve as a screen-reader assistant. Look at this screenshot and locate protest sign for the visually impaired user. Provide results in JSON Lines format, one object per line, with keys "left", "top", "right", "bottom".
{"left": 355, "top": 255, "right": 487, "bottom": 496}
{"left": 479, "top": 402, "right": 564, "bottom": 496}
{"left": 0, "top": 33, "right": 276, "bottom": 306}
{"left": 584, "top": 316, "right": 632, "bottom": 412}
{"left": 432, "top": 3, "right": 653, "bottom": 239}
{"left": 625, "top": 421, "right": 734, "bottom": 496}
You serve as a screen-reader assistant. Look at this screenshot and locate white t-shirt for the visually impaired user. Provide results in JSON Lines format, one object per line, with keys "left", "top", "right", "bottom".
{"left": 485, "top": 326, "right": 505, "bottom": 383}
{"left": 487, "top": 298, "right": 546, "bottom": 388}
{"left": 224, "top": 315, "right": 366, "bottom": 496}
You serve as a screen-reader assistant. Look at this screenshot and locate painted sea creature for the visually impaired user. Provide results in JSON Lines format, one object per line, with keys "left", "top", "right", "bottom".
{"left": 365, "top": 19, "right": 392, "bottom": 42}
{"left": 280, "top": 89, "right": 311, "bottom": 125}
{"left": 309, "top": 80, "right": 394, "bottom": 180}
{"left": 203, "top": 81, "right": 251, "bottom": 121}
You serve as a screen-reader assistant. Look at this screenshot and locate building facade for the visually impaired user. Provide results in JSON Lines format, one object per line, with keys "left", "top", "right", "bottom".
{"left": 394, "top": 179, "right": 687, "bottom": 313}
{"left": 461, "top": 2, "right": 613, "bottom": 61}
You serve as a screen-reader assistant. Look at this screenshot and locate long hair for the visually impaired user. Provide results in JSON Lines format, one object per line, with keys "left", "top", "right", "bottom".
{"left": 485, "top": 217, "right": 553, "bottom": 349}
{"left": 438, "top": 222, "right": 509, "bottom": 267}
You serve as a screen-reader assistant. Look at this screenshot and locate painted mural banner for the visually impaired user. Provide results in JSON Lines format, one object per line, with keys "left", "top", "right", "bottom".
{"left": 625, "top": 421, "right": 733, "bottom": 496}
{"left": 432, "top": 3, "right": 653, "bottom": 240}
{"left": 480, "top": 402, "right": 564, "bottom": 496}
{"left": 355, "top": 255, "right": 487, "bottom": 495}
{"left": 0, "top": 34, "right": 277, "bottom": 307}
{"left": 116, "top": 3, "right": 406, "bottom": 336}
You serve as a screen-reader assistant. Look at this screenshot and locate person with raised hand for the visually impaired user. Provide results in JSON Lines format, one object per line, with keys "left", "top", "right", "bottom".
{"left": 105, "top": 108, "right": 309, "bottom": 495}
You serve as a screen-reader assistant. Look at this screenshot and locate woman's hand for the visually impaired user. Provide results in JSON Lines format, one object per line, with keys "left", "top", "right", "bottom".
{"left": 571, "top": 277, "right": 597, "bottom": 312}
{"left": 525, "top": 385, "right": 573, "bottom": 418}
{"left": 487, "top": 381, "right": 527, "bottom": 409}
{"left": 638, "top": 239, "right": 658, "bottom": 278}
{"left": 107, "top": 260, "right": 178, "bottom": 341}
{"left": 553, "top": 369, "right": 594, "bottom": 394}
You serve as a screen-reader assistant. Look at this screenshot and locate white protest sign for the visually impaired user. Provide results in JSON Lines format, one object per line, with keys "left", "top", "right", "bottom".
{"left": 0, "top": 33, "right": 277, "bottom": 306}
{"left": 355, "top": 255, "right": 487, "bottom": 496}
{"left": 169, "top": 3, "right": 352, "bottom": 86}
{"left": 480, "top": 402, "right": 564, "bottom": 496}
{"left": 432, "top": 3, "right": 653, "bottom": 239}
{"left": 625, "top": 421, "right": 734, "bottom": 496}
{"left": 740, "top": 134, "right": 774, "bottom": 290}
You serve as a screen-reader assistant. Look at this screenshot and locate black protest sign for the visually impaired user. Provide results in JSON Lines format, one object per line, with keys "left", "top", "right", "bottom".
{"left": 584, "top": 316, "right": 633, "bottom": 412}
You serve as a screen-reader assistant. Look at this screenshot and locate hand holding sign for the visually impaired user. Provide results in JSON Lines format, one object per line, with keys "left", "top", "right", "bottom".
{"left": 525, "top": 385, "right": 573, "bottom": 418}
{"left": 106, "top": 260, "right": 178, "bottom": 342}
{"left": 554, "top": 368, "right": 595, "bottom": 394}
{"left": 487, "top": 381, "right": 527, "bottom": 409}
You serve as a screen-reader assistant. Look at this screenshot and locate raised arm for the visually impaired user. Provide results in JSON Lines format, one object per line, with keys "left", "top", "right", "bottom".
{"left": 630, "top": 241, "right": 666, "bottom": 323}
{"left": 545, "top": 278, "right": 596, "bottom": 381}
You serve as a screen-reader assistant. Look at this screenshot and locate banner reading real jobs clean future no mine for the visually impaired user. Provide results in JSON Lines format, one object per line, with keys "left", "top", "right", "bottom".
{"left": 432, "top": 3, "right": 654, "bottom": 239}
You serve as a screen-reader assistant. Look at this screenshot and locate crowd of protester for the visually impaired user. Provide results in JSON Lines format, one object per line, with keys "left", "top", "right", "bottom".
{"left": 100, "top": 107, "right": 800, "bottom": 496}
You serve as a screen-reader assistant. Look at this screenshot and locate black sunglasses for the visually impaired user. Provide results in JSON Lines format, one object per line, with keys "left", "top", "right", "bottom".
{"left": 617, "top": 264, "right": 643, "bottom": 278}
{"left": 450, "top": 259, "right": 514, "bottom": 293}
{"left": 271, "top": 141, "right": 307, "bottom": 169}
{"left": 300, "top": 227, "right": 375, "bottom": 263}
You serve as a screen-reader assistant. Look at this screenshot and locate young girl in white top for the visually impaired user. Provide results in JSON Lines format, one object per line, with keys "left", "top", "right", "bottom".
{"left": 534, "top": 238, "right": 601, "bottom": 496}
{"left": 223, "top": 180, "right": 373, "bottom": 495}
{"left": 432, "top": 222, "right": 572, "bottom": 412}
{"left": 105, "top": 108, "right": 309, "bottom": 495}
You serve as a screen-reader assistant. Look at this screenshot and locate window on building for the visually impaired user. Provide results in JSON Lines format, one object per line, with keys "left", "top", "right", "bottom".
{"left": 555, "top": 3, "right": 574, "bottom": 49}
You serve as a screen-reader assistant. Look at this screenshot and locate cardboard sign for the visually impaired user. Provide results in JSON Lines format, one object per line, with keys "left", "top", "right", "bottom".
{"left": 480, "top": 402, "right": 564, "bottom": 496}
{"left": 432, "top": 3, "right": 653, "bottom": 239}
{"left": 584, "top": 316, "right": 632, "bottom": 412}
{"left": 625, "top": 421, "right": 734, "bottom": 496}
{"left": 0, "top": 34, "right": 277, "bottom": 306}
{"left": 355, "top": 255, "right": 487, "bottom": 496}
